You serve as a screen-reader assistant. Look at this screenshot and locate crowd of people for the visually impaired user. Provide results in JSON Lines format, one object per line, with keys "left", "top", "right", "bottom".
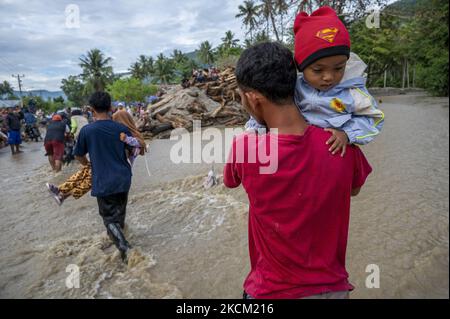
{"left": 182, "top": 67, "right": 220, "bottom": 89}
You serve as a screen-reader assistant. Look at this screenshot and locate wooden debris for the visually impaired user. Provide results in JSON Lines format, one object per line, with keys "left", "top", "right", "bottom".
{"left": 142, "top": 67, "right": 249, "bottom": 140}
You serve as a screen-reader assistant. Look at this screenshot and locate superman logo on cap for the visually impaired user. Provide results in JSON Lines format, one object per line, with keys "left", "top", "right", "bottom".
{"left": 316, "top": 28, "right": 340, "bottom": 43}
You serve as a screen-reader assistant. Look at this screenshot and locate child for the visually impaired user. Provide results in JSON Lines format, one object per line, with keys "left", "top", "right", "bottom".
{"left": 246, "top": 6, "right": 384, "bottom": 156}
{"left": 46, "top": 110, "right": 146, "bottom": 206}
{"left": 224, "top": 41, "right": 372, "bottom": 299}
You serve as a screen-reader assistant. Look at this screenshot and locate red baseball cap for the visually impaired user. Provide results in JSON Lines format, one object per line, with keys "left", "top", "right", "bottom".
{"left": 294, "top": 6, "right": 351, "bottom": 71}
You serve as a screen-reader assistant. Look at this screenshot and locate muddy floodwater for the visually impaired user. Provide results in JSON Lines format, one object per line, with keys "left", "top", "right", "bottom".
{"left": 0, "top": 93, "right": 448, "bottom": 299}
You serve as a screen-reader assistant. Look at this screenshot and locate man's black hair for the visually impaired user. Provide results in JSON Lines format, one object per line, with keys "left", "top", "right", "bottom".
{"left": 235, "top": 42, "right": 297, "bottom": 105}
{"left": 89, "top": 91, "right": 112, "bottom": 113}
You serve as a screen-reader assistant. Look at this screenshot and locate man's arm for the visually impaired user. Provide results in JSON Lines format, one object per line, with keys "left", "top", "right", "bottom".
{"left": 351, "top": 187, "right": 361, "bottom": 197}
{"left": 351, "top": 147, "right": 373, "bottom": 197}
{"left": 73, "top": 127, "right": 88, "bottom": 165}
{"left": 223, "top": 138, "right": 242, "bottom": 189}
{"left": 75, "top": 155, "right": 89, "bottom": 166}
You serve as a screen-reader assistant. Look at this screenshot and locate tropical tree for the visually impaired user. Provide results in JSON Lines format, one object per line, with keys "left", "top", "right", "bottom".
{"left": 22, "top": 96, "right": 58, "bottom": 113}
{"left": 198, "top": 41, "right": 215, "bottom": 66}
{"left": 236, "top": 0, "right": 261, "bottom": 41}
{"left": 61, "top": 75, "right": 86, "bottom": 106}
{"left": 79, "top": 48, "right": 114, "bottom": 93}
{"left": 259, "top": 0, "right": 273, "bottom": 39}
{"left": 107, "top": 78, "right": 158, "bottom": 103}
{"left": 274, "top": 0, "right": 289, "bottom": 41}
{"left": 171, "top": 49, "right": 188, "bottom": 65}
{"left": 130, "top": 62, "right": 145, "bottom": 80}
{"left": 153, "top": 53, "right": 176, "bottom": 84}
{"left": 221, "top": 31, "right": 240, "bottom": 50}
{"left": 289, "top": 0, "right": 388, "bottom": 21}
{"left": 409, "top": 0, "right": 448, "bottom": 95}
{"left": 130, "top": 55, "right": 154, "bottom": 81}
{"left": 171, "top": 50, "right": 198, "bottom": 80}
{"left": 178, "top": 58, "right": 200, "bottom": 80}
{"left": 0, "top": 80, "right": 14, "bottom": 97}
{"left": 245, "top": 30, "right": 271, "bottom": 48}
{"left": 216, "top": 31, "right": 243, "bottom": 60}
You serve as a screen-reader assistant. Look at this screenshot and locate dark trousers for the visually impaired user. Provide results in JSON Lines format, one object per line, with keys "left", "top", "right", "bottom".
{"left": 97, "top": 192, "right": 129, "bottom": 229}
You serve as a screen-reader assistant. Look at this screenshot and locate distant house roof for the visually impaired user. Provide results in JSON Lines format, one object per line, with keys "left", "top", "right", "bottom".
{"left": 0, "top": 100, "right": 20, "bottom": 108}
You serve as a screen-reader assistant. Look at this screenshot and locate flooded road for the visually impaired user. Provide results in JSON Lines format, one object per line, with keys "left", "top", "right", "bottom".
{"left": 0, "top": 93, "right": 448, "bottom": 299}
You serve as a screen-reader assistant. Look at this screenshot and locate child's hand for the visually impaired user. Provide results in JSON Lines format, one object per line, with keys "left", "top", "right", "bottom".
{"left": 325, "top": 128, "right": 350, "bottom": 157}
{"left": 120, "top": 133, "right": 127, "bottom": 142}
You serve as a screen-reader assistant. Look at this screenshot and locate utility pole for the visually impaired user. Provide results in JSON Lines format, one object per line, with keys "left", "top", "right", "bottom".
{"left": 12, "top": 74, "right": 25, "bottom": 108}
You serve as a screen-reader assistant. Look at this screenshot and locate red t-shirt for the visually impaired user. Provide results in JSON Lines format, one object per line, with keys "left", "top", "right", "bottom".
{"left": 224, "top": 126, "right": 372, "bottom": 299}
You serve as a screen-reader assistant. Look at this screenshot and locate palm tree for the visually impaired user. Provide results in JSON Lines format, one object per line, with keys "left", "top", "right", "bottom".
{"left": 221, "top": 31, "right": 240, "bottom": 50}
{"left": 254, "top": 30, "right": 271, "bottom": 44}
{"left": 153, "top": 53, "right": 175, "bottom": 85}
{"left": 236, "top": 0, "right": 261, "bottom": 41}
{"left": 171, "top": 49, "right": 188, "bottom": 65}
{"left": 130, "top": 61, "right": 145, "bottom": 80}
{"left": 198, "top": 41, "right": 215, "bottom": 66}
{"left": 130, "top": 55, "right": 154, "bottom": 81}
{"left": 0, "top": 80, "right": 14, "bottom": 97}
{"left": 260, "top": 0, "right": 280, "bottom": 41}
{"left": 274, "top": 0, "right": 289, "bottom": 41}
{"left": 79, "top": 48, "right": 114, "bottom": 92}
{"left": 139, "top": 55, "right": 154, "bottom": 76}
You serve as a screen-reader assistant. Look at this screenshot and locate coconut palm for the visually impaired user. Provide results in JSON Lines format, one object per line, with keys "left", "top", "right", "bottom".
{"left": 130, "top": 55, "right": 154, "bottom": 81}
{"left": 171, "top": 49, "right": 188, "bottom": 65}
{"left": 274, "top": 0, "right": 289, "bottom": 41}
{"left": 139, "top": 55, "right": 154, "bottom": 76}
{"left": 260, "top": 0, "right": 280, "bottom": 41}
{"left": 236, "top": 0, "right": 261, "bottom": 41}
{"left": 153, "top": 53, "right": 175, "bottom": 85}
{"left": 198, "top": 41, "right": 215, "bottom": 66}
{"left": 79, "top": 48, "right": 114, "bottom": 92}
{"left": 130, "top": 62, "right": 145, "bottom": 80}
{"left": 221, "top": 31, "right": 240, "bottom": 50}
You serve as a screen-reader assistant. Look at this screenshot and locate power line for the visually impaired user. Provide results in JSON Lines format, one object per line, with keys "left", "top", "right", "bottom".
{"left": 0, "top": 60, "right": 15, "bottom": 74}
{"left": 0, "top": 56, "right": 17, "bottom": 72}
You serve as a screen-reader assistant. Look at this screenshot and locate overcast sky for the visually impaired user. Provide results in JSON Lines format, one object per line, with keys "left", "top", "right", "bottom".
{"left": 0, "top": 0, "right": 245, "bottom": 91}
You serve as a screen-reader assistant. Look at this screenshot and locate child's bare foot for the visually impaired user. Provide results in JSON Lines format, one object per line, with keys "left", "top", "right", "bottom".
{"left": 120, "top": 133, "right": 127, "bottom": 142}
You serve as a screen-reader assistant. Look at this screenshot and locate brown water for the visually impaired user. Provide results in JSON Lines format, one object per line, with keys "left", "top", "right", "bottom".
{"left": 0, "top": 93, "right": 448, "bottom": 299}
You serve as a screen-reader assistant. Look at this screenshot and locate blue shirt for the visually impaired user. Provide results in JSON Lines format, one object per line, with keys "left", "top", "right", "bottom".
{"left": 74, "top": 120, "right": 132, "bottom": 197}
{"left": 24, "top": 112, "right": 37, "bottom": 125}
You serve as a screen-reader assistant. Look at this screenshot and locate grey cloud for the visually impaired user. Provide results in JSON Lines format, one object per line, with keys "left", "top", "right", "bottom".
{"left": 0, "top": 0, "right": 246, "bottom": 90}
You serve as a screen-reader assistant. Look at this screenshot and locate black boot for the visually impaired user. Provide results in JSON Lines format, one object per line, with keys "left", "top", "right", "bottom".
{"left": 107, "top": 223, "right": 131, "bottom": 262}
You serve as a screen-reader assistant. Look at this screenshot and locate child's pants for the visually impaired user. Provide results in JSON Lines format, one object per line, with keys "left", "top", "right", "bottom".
{"left": 58, "top": 164, "right": 92, "bottom": 199}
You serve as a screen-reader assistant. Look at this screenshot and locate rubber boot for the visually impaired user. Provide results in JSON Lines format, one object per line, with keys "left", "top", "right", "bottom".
{"left": 107, "top": 223, "right": 132, "bottom": 262}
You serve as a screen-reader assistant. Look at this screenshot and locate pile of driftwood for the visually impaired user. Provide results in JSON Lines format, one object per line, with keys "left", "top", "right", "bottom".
{"left": 140, "top": 67, "right": 248, "bottom": 139}
{"left": 194, "top": 67, "right": 240, "bottom": 107}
